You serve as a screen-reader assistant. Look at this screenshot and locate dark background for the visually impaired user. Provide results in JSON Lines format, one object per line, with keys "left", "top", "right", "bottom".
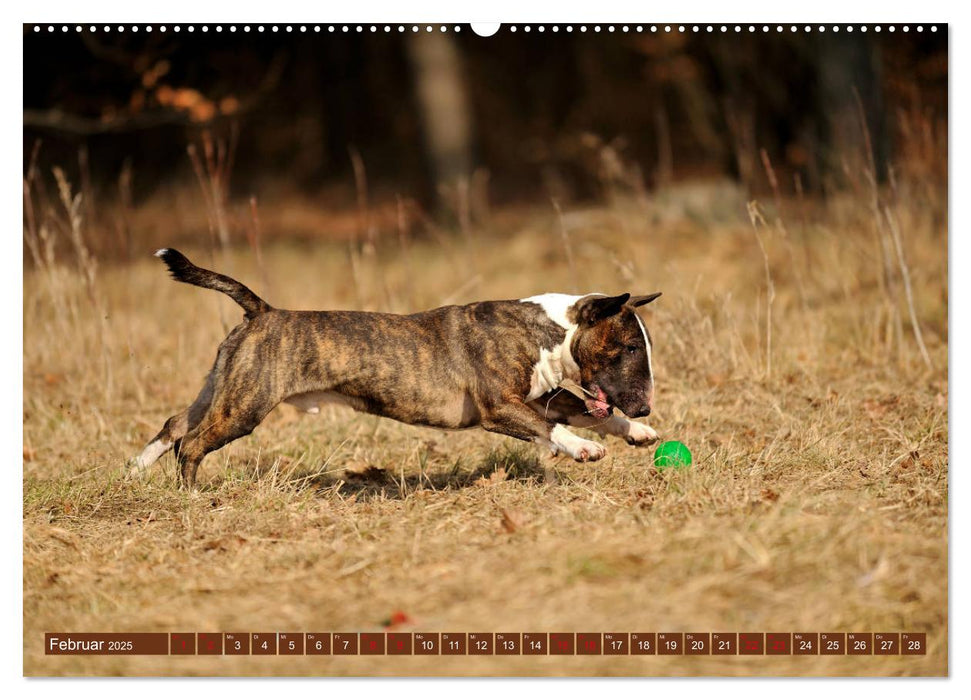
{"left": 23, "top": 25, "right": 947, "bottom": 208}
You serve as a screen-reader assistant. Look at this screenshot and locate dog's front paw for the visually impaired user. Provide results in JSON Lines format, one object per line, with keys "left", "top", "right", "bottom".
{"left": 549, "top": 425, "right": 607, "bottom": 462}
{"left": 570, "top": 438, "right": 607, "bottom": 462}
{"left": 625, "top": 422, "right": 659, "bottom": 446}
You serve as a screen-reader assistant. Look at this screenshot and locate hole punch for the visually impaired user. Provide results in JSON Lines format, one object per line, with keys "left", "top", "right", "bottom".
{"left": 471, "top": 23, "right": 500, "bottom": 37}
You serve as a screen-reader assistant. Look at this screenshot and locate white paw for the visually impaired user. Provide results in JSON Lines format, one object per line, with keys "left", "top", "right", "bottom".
{"left": 571, "top": 438, "right": 607, "bottom": 462}
{"left": 549, "top": 425, "right": 606, "bottom": 462}
{"left": 125, "top": 457, "right": 148, "bottom": 480}
{"left": 626, "top": 421, "right": 659, "bottom": 446}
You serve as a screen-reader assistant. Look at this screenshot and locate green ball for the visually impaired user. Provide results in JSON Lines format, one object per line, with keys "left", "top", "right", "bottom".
{"left": 653, "top": 441, "right": 692, "bottom": 470}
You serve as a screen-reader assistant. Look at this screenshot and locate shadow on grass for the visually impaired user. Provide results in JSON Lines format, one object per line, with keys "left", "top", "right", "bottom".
{"left": 278, "top": 444, "right": 549, "bottom": 501}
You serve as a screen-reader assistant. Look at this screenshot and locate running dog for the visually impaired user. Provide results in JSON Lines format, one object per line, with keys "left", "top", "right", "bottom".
{"left": 131, "top": 249, "right": 662, "bottom": 488}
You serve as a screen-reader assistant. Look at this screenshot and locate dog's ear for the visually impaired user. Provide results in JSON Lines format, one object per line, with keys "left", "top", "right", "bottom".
{"left": 575, "top": 293, "right": 631, "bottom": 325}
{"left": 627, "top": 292, "right": 662, "bottom": 307}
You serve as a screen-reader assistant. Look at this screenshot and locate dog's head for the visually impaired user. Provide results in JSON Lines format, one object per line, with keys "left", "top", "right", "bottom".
{"left": 570, "top": 292, "right": 661, "bottom": 419}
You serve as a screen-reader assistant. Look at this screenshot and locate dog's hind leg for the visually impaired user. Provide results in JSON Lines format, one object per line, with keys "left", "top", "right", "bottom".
{"left": 128, "top": 372, "right": 215, "bottom": 478}
{"left": 175, "top": 413, "right": 266, "bottom": 489}
{"left": 129, "top": 412, "right": 186, "bottom": 477}
{"left": 174, "top": 391, "right": 276, "bottom": 489}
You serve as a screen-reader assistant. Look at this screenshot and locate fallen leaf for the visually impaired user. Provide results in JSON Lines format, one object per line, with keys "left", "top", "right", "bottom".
{"left": 476, "top": 467, "right": 508, "bottom": 486}
{"left": 202, "top": 535, "right": 247, "bottom": 552}
{"left": 634, "top": 488, "right": 655, "bottom": 510}
{"left": 862, "top": 395, "right": 901, "bottom": 418}
{"left": 381, "top": 610, "right": 413, "bottom": 629}
{"left": 499, "top": 507, "right": 519, "bottom": 533}
{"left": 47, "top": 527, "right": 78, "bottom": 549}
{"left": 760, "top": 488, "right": 779, "bottom": 502}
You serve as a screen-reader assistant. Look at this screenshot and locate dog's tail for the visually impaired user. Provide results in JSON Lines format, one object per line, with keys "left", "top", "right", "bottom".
{"left": 155, "top": 248, "right": 272, "bottom": 319}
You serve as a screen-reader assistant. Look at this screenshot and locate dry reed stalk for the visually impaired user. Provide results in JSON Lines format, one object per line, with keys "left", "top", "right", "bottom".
{"left": 438, "top": 273, "right": 483, "bottom": 307}
{"left": 52, "top": 167, "right": 113, "bottom": 400}
{"left": 23, "top": 142, "right": 72, "bottom": 348}
{"left": 207, "top": 128, "right": 236, "bottom": 249}
{"left": 53, "top": 168, "right": 96, "bottom": 292}
{"left": 348, "top": 146, "right": 375, "bottom": 256}
{"left": 347, "top": 240, "right": 365, "bottom": 310}
{"left": 854, "top": 90, "right": 908, "bottom": 363}
{"left": 551, "top": 200, "right": 579, "bottom": 293}
{"left": 247, "top": 195, "right": 269, "bottom": 295}
{"left": 747, "top": 201, "right": 775, "bottom": 379}
{"left": 187, "top": 128, "right": 237, "bottom": 254}
{"left": 395, "top": 195, "right": 416, "bottom": 308}
{"left": 884, "top": 205, "right": 932, "bottom": 370}
{"left": 23, "top": 140, "right": 43, "bottom": 270}
{"left": 654, "top": 103, "right": 673, "bottom": 186}
{"left": 78, "top": 145, "right": 95, "bottom": 241}
{"left": 188, "top": 130, "right": 238, "bottom": 331}
{"left": 792, "top": 172, "right": 816, "bottom": 279}
{"left": 117, "top": 160, "right": 145, "bottom": 407}
{"left": 866, "top": 166, "right": 904, "bottom": 359}
{"left": 186, "top": 144, "right": 216, "bottom": 243}
{"left": 470, "top": 168, "right": 492, "bottom": 228}
{"left": 348, "top": 147, "right": 379, "bottom": 309}
{"left": 759, "top": 149, "right": 808, "bottom": 313}
{"left": 116, "top": 159, "right": 133, "bottom": 264}
{"left": 724, "top": 99, "right": 756, "bottom": 192}
{"left": 456, "top": 175, "right": 472, "bottom": 243}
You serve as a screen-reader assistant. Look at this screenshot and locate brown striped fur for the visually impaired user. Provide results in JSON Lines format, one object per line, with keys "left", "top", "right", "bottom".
{"left": 133, "top": 250, "right": 661, "bottom": 488}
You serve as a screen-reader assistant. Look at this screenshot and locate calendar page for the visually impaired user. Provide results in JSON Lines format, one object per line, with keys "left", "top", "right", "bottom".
{"left": 22, "top": 17, "right": 947, "bottom": 678}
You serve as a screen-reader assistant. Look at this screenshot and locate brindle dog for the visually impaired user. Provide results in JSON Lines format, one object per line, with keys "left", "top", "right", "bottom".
{"left": 131, "top": 249, "right": 662, "bottom": 488}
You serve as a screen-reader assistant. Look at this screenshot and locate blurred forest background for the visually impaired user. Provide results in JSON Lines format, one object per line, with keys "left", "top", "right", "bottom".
{"left": 23, "top": 25, "right": 946, "bottom": 258}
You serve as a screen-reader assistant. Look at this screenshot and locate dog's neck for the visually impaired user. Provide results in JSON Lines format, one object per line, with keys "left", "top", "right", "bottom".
{"left": 521, "top": 293, "right": 584, "bottom": 399}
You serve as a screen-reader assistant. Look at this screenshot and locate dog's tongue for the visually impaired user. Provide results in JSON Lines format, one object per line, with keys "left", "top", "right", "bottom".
{"left": 585, "top": 387, "right": 611, "bottom": 419}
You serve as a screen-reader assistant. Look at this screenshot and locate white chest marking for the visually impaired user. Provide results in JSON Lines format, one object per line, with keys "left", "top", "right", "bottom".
{"left": 635, "top": 313, "right": 653, "bottom": 379}
{"left": 521, "top": 293, "right": 585, "bottom": 401}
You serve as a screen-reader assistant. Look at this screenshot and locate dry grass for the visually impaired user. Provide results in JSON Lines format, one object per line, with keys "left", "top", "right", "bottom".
{"left": 23, "top": 163, "right": 947, "bottom": 676}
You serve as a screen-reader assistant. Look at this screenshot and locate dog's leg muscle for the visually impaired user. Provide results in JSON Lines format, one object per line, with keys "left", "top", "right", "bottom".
{"left": 480, "top": 399, "right": 556, "bottom": 443}
{"left": 567, "top": 414, "right": 659, "bottom": 446}
{"left": 529, "top": 390, "right": 657, "bottom": 447}
{"left": 480, "top": 399, "right": 606, "bottom": 462}
{"left": 175, "top": 397, "right": 274, "bottom": 489}
{"left": 176, "top": 422, "right": 248, "bottom": 490}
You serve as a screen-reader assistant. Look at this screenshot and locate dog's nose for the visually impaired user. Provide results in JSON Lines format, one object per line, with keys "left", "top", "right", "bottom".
{"left": 634, "top": 404, "right": 651, "bottom": 418}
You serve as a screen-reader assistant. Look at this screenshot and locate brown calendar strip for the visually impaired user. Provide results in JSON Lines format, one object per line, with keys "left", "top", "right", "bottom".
{"left": 44, "top": 632, "right": 928, "bottom": 656}
{"left": 46, "top": 633, "right": 169, "bottom": 655}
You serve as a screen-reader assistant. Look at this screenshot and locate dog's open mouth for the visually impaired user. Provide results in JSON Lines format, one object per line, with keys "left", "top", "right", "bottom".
{"left": 584, "top": 385, "right": 612, "bottom": 419}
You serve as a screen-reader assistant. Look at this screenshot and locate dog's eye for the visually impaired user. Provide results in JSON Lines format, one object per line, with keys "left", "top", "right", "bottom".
{"left": 626, "top": 345, "right": 638, "bottom": 354}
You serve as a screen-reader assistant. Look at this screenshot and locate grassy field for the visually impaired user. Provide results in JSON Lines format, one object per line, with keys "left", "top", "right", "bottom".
{"left": 23, "top": 167, "right": 947, "bottom": 675}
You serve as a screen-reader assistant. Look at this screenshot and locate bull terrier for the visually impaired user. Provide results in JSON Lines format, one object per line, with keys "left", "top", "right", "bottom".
{"left": 131, "top": 249, "right": 662, "bottom": 488}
